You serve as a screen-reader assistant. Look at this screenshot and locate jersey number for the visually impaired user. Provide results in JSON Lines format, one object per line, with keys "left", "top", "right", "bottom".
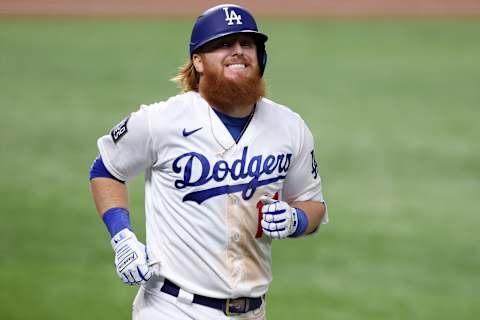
{"left": 255, "top": 192, "right": 279, "bottom": 238}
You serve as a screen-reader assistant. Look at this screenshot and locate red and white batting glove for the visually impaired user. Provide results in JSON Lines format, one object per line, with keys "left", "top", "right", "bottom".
{"left": 111, "top": 228, "right": 152, "bottom": 285}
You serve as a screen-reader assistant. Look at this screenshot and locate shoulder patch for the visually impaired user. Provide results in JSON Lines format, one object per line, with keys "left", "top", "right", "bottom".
{"left": 310, "top": 150, "right": 318, "bottom": 179}
{"left": 110, "top": 115, "right": 130, "bottom": 143}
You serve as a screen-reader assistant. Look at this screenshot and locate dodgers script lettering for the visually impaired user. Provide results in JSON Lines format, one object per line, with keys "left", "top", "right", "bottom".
{"left": 172, "top": 146, "right": 292, "bottom": 204}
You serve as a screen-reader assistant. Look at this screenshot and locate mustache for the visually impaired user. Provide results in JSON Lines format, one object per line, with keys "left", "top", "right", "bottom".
{"left": 224, "top": 58, "right": 250, "bottom": 65}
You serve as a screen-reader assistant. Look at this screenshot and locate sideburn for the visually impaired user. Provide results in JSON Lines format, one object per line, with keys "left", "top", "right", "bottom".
{"left": 199, "top": 62, "right": 266, "bottom": 109}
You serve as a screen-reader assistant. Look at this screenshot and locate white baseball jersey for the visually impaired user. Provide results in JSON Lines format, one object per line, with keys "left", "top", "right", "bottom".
{"left": 98, "top": 91, "right": 328, "bottom": 299}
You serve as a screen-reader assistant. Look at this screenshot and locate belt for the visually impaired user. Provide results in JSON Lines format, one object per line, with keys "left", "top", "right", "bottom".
{"left": 160, "top": 279, "right": 264, "bottom": 316}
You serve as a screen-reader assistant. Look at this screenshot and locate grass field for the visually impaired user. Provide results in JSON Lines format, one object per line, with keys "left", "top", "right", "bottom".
{"left": 0, "top": 19, "right": 479, "bottom": 319}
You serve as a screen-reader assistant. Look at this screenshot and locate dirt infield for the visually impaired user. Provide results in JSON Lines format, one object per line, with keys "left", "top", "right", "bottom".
{"left": 1, "top": 0, "right": 480, "bottom": 17}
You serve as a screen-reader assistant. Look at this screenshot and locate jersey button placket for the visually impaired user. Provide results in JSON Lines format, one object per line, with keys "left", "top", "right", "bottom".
{"left": 231, "top": 198, "right": 241, "bottom": 242}
{"left": 228, "top": 196, "right": 241, "bottom": 283}
{"left": 232, "top": 259, "right": 242, "bottom": 281}
{"left": 226, "top": 147, "right": 245, "bottom": 285}
{"left": 232, "top": 231, "right": 240, "bottom": 242}
{"left": 224, "top": 152, "right": 237, "bottom": 285}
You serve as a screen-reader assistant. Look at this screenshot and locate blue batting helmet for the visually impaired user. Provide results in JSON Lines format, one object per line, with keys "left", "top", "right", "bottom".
{"left": 189, "top": 4, "right": 268, "bottom": 76}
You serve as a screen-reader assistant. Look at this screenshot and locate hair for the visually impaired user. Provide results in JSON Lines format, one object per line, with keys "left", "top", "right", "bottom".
{"left": 170, "top": 60, "right": 200, "bottom": 93}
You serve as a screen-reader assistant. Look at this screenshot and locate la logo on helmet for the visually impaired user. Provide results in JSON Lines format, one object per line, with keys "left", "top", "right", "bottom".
{"left": 223, "top": 7, "right": 242, "bottom": 25}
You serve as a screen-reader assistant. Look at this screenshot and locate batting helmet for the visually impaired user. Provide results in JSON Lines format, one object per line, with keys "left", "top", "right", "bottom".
{"left": 189, "top": 4, "right": 268, "bottom": 76}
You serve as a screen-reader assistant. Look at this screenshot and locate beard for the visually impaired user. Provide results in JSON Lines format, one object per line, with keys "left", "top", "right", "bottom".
{"left": 199, "top": 59, "right": 266, "bottom": 110}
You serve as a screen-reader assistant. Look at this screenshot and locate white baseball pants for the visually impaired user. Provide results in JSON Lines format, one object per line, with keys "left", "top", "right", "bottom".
{"left": 132, "top": 282, "right": 266, "bottom": 320}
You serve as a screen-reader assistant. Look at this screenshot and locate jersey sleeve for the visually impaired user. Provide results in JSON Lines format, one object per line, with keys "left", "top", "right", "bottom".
{"left": 283, "top": 119, "right": 328, "bottom": 225}
{"left": 97, "top": 105, "right": 155, "bottom": 182}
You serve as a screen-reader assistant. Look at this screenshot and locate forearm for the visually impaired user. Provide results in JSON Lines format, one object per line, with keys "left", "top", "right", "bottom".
{"left": 290, "top": 200, "right": 326, "bottom": 234}
{"left": 90, "top": 177, "right": 129, "bottom": 217}
{"left": 91, "top": 177, "right": 151, "bottom": 284}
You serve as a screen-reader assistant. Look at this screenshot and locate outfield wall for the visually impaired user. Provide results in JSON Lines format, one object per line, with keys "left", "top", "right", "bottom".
{"left": 1, "top": 0, "right": 480, "bottom": 17}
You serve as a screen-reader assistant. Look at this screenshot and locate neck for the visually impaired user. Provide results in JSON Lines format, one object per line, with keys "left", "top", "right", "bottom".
{"left": 199, "top": 91, "right": 255, "bottom": 117}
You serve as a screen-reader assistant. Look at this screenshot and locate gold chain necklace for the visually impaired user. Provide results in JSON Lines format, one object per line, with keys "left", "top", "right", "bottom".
{"left": 208, "top": 104, "right": 256, "bottom": 154}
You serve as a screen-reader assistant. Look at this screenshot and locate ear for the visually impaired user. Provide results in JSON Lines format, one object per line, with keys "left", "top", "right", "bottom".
{"left": 192, "top": 54, "right": 204, "bottom": 73}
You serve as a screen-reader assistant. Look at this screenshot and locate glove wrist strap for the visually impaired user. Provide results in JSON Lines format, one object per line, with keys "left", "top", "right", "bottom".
{"left": 289, "top": 208, "right": 309, "bottom": 237}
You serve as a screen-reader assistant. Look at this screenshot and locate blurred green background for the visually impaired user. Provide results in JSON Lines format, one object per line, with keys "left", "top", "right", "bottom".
{"left": 1, "top": 19, "right": 479, "bottom": 319}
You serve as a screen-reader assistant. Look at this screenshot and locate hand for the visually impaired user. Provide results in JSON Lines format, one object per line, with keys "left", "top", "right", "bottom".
{"left": 260, "top": 196, "right": 298, "bottom": 239}
{"left": 111, "top": 228, "right": 152, "bottom": 285}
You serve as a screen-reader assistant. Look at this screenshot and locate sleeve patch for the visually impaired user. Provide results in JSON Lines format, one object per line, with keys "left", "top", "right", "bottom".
{"left": 110, "top": 116, "right": 130, "bottom": 143}
{"left": 310, "top": 150, "right": 318, "bottom": 179}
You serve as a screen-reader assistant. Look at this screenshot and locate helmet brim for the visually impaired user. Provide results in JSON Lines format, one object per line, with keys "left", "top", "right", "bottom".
{"left": 190, "top": 30, "right": 268, "bottom": 57}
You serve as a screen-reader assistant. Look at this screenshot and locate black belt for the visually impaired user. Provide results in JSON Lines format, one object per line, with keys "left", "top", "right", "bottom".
{"left": 160, "top": 279, "right": 264, "bottom": 316}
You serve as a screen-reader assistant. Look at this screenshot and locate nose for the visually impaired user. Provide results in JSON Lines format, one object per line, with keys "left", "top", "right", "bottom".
{"left": 231, "top": 41, "right": 244, "bottom": 55}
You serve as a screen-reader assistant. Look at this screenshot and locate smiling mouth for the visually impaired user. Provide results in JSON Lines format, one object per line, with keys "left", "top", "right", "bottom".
{"left": 226, "top": 63, "right": 247, "bottom": 69}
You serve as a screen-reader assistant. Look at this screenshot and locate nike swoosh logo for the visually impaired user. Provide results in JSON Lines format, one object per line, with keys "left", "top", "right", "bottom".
{"left": 183, "top": 127, "right": 203, "bottom": 137}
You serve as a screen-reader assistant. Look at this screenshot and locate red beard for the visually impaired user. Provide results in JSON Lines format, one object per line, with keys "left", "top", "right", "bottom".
{"left": 199, "top": 60, "right": 266, "bottom": 110}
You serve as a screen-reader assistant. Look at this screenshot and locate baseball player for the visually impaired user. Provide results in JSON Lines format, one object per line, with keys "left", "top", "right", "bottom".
{"left": 89, "top": 4, "right": 328, "bottom": 320}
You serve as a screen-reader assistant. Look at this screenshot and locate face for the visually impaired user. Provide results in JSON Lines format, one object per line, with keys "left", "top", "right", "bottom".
{"left": 193, "top": 34, "right": 260, "bottom": 81}
{"left": 192, "top": 33, "right": 265, "bottom": 111}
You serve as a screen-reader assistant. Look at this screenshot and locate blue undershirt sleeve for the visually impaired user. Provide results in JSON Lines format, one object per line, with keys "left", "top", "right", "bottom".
{"left": 89, "top": 155, "right": 125, "bottom": 183}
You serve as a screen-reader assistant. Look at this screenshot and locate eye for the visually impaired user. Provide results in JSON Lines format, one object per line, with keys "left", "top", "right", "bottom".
{"left": 240, "top": 40, "right": 254, "bottom": 48}
{"left": 221, "top": 40, "right": 233, "bottom": 47}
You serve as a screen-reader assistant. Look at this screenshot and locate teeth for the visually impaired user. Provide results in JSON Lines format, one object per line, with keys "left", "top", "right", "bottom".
{"left": 228, "top": 64, "right": 246, "bottom": 69}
